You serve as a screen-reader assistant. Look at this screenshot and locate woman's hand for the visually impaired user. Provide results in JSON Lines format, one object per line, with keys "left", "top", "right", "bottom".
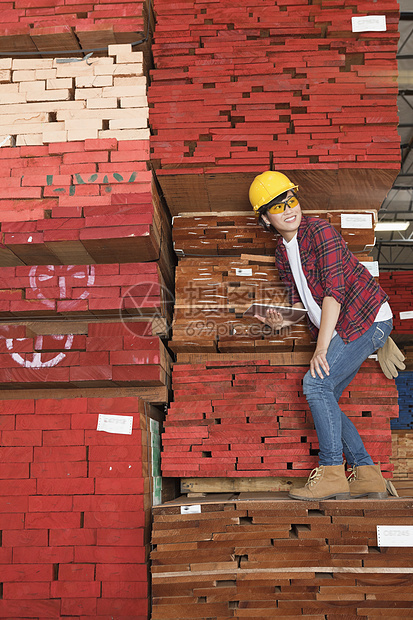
{"left": 310, "top": 347, "right": 329, "bottom": 379}
{"left": 254, "top": 308, "right": 284, "bottom": 331}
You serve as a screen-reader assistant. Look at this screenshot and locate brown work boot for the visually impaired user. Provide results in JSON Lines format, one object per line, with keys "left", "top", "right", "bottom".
{"left": 288, "top": 464, "right": 350, "bottom": 501}
{"left": 348, "top": 463, "right": 394, "bottom": 499}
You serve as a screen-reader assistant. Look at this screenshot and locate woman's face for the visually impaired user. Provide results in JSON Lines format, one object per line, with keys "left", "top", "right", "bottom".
{"left": 262, "top": 190, "right": 302, "bottom": 242}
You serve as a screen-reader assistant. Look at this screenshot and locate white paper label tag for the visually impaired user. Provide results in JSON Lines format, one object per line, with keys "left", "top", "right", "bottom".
{"left": 97, "top": 414, "right": 133, "bottom": 435}
{"left": 377, "top": 525, "right": 413, "bottom": 547}
{"left": 400, "top": 311, "right": 413, "bottom": 320}
{"left": 341, "top": 213, "right": 373, "bottom": 229}
{"left": 180, "top": 504, "right": 202, "bottom": 514}
{"left": 235, "top": 268, "right": 253, "bottom": 277}
{"left": 352, "top": 15, "right": 386, "bottom": 32}
{"left": 361, "top": 261, "right": 379, "bottom": 277}
{"left": 368, "top": 354, "right": 378, "bottom": 360}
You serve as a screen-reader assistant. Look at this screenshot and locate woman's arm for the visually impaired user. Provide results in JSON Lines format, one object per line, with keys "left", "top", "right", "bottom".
{"left": 310, "top": 295, "right": 341, "bottom": 379}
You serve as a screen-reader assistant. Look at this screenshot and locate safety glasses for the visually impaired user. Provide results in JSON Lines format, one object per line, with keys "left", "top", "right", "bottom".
{"left": 266, "top": 195, "right": 299, "bottom": 215}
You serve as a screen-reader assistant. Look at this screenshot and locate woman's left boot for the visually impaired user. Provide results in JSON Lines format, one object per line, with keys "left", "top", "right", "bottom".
{"left": 288, "top": 464, "right": 350, "bottom": 501}
{"left": 347, "top": 464, "right": 391, "bottom": 499}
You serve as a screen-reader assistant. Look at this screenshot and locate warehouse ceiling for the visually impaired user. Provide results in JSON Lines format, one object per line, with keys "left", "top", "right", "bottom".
{"left": 374, "top": 1, "right": 413, "bottom": 270}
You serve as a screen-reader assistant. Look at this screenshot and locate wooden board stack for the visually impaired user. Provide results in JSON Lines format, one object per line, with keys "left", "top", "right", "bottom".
{"left": 171, "top": 256, "right": 313, "bottom": 353}
{"left": 162, "top": 359, "right": 398, "bottom": 479}
{"left": 0, "top": 395, "right": 175, "bottom": 619}
{"left": 0, "top": 262, "right": 171, "bottom": 327}
{"left": 0, "top": 321, "right": 171, "bottom": 389}
{"left": 0, "top": 45, "right": 173, "bottom": 618}
{"left": 149, "top": 0, "right": 400, "bottom": 213}
{"left": 390, "top": 372, "right": 413, "bottom": 493}
{"left": 173, "top": 210, "right": 377, "bottom": 256}
{"left": 393, "top": 372, "right": 413, "bottom": 431}
{"left": 0, "top": 2, "right": 154, "bottom": 71}
{"left": 0, "top": 46, "right": 149, "bottom": 146}
{"left": 379, "top": 271, "right": 413, "bottom": 336}
{"left": 151, "top": 494, "right": 413, "bottom": 619}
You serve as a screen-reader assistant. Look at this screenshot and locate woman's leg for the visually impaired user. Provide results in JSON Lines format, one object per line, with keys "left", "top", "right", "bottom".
{"left": 302, "top": 320, "right": 393, "bottom": 467}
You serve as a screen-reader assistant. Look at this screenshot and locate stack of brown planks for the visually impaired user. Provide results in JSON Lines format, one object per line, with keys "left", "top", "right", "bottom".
{"left": 173, "top": 210, "right": 377, "bottom": 256}
{"left": 171, "top": 255, "right": 312, "bottom": 353}
{"left": 151, "top": 494, "right": 413, "bottom": 619}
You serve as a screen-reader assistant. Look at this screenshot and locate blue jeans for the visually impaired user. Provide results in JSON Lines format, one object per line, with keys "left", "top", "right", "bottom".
{"left": 302, "top": 319, "right": 393, "bottom": 467}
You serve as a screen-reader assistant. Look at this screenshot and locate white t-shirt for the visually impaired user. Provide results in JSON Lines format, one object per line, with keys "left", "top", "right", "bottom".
{"left": 283, "top": 234, "right": 392, "bottom": 331}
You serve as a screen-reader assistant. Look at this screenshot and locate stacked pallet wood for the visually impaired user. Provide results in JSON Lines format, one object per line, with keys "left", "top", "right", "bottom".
{"left": 171, "top": 255, "right": 312, "bottom": 353}
{"left": 0, "top": 1, "right": 154, "bottom": 70}
{"left": 162, "top": 359, "right": 398, "bottom": 479}
{"left": 0, "top": 262, "right": 171, "bottom": 324}
{"left": 392, "top": 372, "right": 413, "bottom": 431}
{"left": 0, "top": 46, "right": 148, "bottom": 146}
{"left": 0, "top": 321, "right": 171, "bottom": 389}
{"left": 0, "top": 43, "right": 173, "bottom": 618}
{"left": 379, "top": 271, "right": 413, "bottom": 335}
{"left": 149, "top": 0, "right": 400, "bottom": 213}
{"left": 390, "top": 430, "right": 413, "bottom": 497}
{"left": 173, "top": 210, "right": 377, "bottom": 256}
{"left": 0, "top": 394, "right": 174, "bottom": 618}
{"left": 151, "top": 494, "right": 413, "bottom": 619}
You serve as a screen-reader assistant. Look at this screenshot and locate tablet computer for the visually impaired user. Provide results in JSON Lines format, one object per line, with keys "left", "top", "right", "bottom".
{"left": 243, "top": 303, "right": 308, "bottom": 325}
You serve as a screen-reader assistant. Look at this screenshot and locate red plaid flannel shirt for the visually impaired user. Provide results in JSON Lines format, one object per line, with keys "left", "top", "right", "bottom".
{"left": 274, "top": 216, "right": 389, "bottom": 344}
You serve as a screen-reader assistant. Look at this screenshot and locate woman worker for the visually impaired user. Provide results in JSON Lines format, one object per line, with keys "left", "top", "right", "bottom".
{"left": 249, "top": 171, "right": 404, "bottom": 501}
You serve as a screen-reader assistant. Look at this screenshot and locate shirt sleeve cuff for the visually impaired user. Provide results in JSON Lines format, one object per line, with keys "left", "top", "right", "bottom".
{"left": 324, "top": 288, "right": 345, "bottom": 305}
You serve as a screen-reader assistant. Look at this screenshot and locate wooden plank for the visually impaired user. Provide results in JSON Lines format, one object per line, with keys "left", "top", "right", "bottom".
{"left": 181, "top": 477, "right": 307, "bottom": 494}
{"left": 176, "top": 352, "right": 313, "bottom": 365}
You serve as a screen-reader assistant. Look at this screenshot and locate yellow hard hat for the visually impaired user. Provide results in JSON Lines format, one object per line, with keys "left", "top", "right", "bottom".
{"left": 249, "top": 171, "right": 298, "bottom": 214}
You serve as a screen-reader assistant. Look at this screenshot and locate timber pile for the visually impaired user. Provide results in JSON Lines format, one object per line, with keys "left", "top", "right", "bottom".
{"left": 0, "top": 2, "right": 154, "bottom": 69}
{"left": 0, "top": 7, "right": 175, "bottom": 620}
{"left": 0, "top": 262, "right": 172, "bottom": 324}
{"left": 0, "top": 321, "right": 171, "bottom": 388}
{"left": 151, "top": 494, "right": 413, "bottom": 619}
{"left": 161, "top": 359, "right": 398, "bottom": 478}
{"left": 0, "top": 395, "right": 174, "bottom": 618}
{"left": 0, "top": 182, "right": 174, "bottom": 287}
{"left": 173, "top": 210, "right": 377, "bottom": 256}
{"left": 390, "top": 431, "right": 413, "bottom": 496}
{"left": 392, "top": 372, "right": 413, "bottom": 431}
{"left": 379, "top": 271, "right": 413, "bottom": 336}
{"left": 149, "top": 0, "right": 400, "bottom": 214}
{"left": 0, "top": 46, "right": 149, "bottom": 146}
{"left": 171, "top": 256, "right": 312, "bottom": 354}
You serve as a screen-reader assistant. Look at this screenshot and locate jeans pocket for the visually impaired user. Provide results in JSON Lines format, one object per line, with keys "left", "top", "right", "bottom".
{"left": 372, "top": 321, "right": 392, "bottom": 350}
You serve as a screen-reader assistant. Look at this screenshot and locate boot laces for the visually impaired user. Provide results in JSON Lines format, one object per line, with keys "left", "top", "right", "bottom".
{"left": 306, "top": 466, "right": 323, "bottom": 488}
{"left": 347, "top": 467, "right": 357, "bottom": 484}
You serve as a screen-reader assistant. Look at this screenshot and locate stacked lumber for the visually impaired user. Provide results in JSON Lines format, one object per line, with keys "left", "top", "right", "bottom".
{"left": 173, "top": 210, "right": 377, "bottom": 256}
{"left": 0, "top": 45, "right": 148, "bottom": 146}
{"left": 0, "top": 181, "right": 174, "bottom": 289}
{"left": 0, "top": 262, "right": 172, "bottom": 324}
{"left": 0, "top": 321, "right": 171, "bottom": 389}
{"left": 379, "top": 271, "right": 413, "bottom": 335}
{"left": 392, "top": 372, "right": 413, "bottom": 430}
{"left": 0, "top": 2, "right": 154, "bottom": 69}
{"left": 391, "top": 431, "right": 413, "bottom": 483}
{"left": 171, "top": 256, "right": 313, "bottom": 354}
{"left": 0, "top": 394, "right": 174, "bottom": 618}
{"left": 151, "top": 494, "right": 413, "bottom": 619}
{"left": 149, "top": 0, "right": 400, "bottom": 213}
{"left": 161, "top": 359, "right": 398, "bottom": 478}
{"left": 0, "top": 8, "right": 175, "bottom": 620}
{"left": 0, "top": 139, "right": 150, "bottom": 222}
